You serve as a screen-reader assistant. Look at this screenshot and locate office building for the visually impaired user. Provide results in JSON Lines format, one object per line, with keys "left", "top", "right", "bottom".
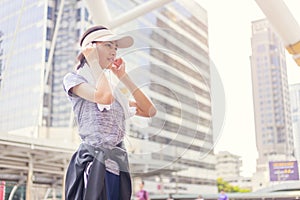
{"left": 290, "top": 83, "right": 300, "bottom": 163}
{"left": 216, "top": 151, "right": 252, "bottom": 191}
{"left": 0, "top": 0, "right": 91, "bottom": 133}
{"left": 250, "top": 19, "right": 295, "bottom": 188}
{"left": 216, "top": 151, "right": 242, "bottom": 182}
{"left": 119, "top": 0, "right": 216, "bottom": 194}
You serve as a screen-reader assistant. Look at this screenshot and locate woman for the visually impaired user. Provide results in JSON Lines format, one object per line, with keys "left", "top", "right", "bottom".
{"left": 63, "top": 25, "right": 156, "bottom": 200}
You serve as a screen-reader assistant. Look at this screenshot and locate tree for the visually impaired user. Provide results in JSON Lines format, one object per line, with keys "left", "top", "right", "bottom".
{"left": 217, "top": 178, "right": 251, "bottom": 193}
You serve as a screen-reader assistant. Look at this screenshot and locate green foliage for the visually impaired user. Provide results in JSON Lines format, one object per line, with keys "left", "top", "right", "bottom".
{"left": 217, "top": 178, "right": 251, "bottom": 193}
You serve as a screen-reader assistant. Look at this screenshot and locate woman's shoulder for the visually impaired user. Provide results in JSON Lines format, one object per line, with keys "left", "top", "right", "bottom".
{"left": 63, "top": 72, "right": 87, "bottom": 84}
{"left": 64, "top": 71, "right": 81, "bottom": 79}
{"left": 63, "top": 72, "right": 89, "bottom": 97}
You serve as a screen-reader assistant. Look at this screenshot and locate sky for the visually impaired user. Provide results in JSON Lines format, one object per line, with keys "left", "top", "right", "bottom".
{"left": 197, "top": 0, "right": 300, "bottom": 176}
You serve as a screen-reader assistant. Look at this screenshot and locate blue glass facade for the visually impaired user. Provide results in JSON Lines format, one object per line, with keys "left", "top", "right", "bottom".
{"left": 49, "top": 1, "right": 91, "bottom": 127}
{"left": 0, "top": 0, "right": 46, "bottom": 132}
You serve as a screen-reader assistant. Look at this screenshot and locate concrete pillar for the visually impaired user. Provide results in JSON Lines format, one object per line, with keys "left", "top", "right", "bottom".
{"left": 83, "top": 0, "right": 111, "bottom": 26}
{"left": 26, "top": 155, "right": 33, "bottom": 200}
{"left": 255, "top": 0, "right": 300, "bottom": 66}
{"left": 62, "top": 159, "right": 68, "bottom": 200}
{"left": 84, "top": 0, "right": 174, "bottom": 29}
{"left": 52, "top": 186, "right": 56, "bottom": 200}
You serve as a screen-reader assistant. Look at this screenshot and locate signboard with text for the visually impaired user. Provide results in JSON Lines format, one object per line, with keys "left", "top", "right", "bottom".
{"left": 269, "top": 161, "right": 299, "bottom": 181}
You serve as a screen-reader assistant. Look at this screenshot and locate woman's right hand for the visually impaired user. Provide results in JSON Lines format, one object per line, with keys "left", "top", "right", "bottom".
{"left": 111, "top": 58, "right": 127, "bottom": 79}
{"left": 82, "top": 43, "right": 99, "bottom": 63}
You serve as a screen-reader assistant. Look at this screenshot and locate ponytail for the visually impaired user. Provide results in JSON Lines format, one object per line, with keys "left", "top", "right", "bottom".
{"left": 75, "top": 52, "right": 86, "bottom": 70}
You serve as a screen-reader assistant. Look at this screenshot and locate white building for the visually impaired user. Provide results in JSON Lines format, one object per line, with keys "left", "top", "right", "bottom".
{"left": 216, "top": 151, "right": 253, "bottom": 191}
{"left": 216, "top": 151, "right": 242, "bottom": 182}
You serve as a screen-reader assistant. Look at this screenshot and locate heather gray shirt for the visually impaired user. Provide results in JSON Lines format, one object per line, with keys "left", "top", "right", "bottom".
{"left": 63, "top": 72, "right": 128, "bottom": 148}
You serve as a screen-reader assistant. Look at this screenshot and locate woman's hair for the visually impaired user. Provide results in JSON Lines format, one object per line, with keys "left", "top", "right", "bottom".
{"left": 79, "top": 25, "right": 108, "bottom": 47}
{"left": 75, "top": 53, "right": 86, "bottom": 70}
{"left": 75, "top": 25, "right": 108, "bottom": 70}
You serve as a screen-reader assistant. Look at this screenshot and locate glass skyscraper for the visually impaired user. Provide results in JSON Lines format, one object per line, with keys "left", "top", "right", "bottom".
{"left": 0, "top": 0, "right": 92, "bottom": 133}
{"left": 0, "top": 0, "right": 216, "bottom": 195}
{"left": 0, "top": 1, "right": 47, "bottom": 133}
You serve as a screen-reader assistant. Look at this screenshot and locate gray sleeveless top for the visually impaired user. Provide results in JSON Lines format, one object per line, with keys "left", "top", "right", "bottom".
{"left": 63, "top": 72, "right": 132, "bottom": 148}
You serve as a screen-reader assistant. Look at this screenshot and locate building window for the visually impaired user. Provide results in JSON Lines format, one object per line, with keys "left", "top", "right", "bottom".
{"left": 47, "top": 6, "right": 53, "bottom": 20}
{"left": 84, "top": 8, "right": 89, "bottom": 21}
{"left": 269, "top": 44, "right": 278, "bottom": 51}
{"left": 46, "top": 27, "right": 52, "bottom": 41}
{"left": 271, "top": 55, "right": 280, "bottom": 67}
{"left": 45, "top": 48, "right": 50, "bottom": 62}
{"left": 257, "top": 44, "right": 265, "bottom": 52}
{"left": 76, "top": 8, "right": 81, "bottom": 21}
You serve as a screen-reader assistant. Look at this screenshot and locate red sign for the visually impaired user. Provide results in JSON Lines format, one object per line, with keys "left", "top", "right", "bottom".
{"left": 0, "top": 181, "right": 5, "bottom": 200}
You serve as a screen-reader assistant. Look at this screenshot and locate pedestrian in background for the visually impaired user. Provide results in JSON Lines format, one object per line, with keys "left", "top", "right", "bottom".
{"left": 195, "top": 194, "right": 204, "bottom": 200}
{"left": 135, "top": 180, "right": 150, "bottom": 200}
{"left": 167, "top": 193, "right": 174, "bottom": 200}
{"left": 218, "top": 189, "right": 229, "bottom": 200}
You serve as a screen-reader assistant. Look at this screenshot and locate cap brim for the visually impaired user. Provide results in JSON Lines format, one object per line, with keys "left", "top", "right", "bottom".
{"left": 93, "top": 34, "right": 134, "bottom": 48}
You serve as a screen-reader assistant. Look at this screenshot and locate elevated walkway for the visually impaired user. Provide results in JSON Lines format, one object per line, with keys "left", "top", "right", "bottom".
{"left": 0, "top": 128, "right": 183, "bottom": 199}
{"left": 0, "top": 128, "right": 78, "bottom": 199}
{"left": 150, "top": 190, "right": 300, "bottom": 200}
{"left": 0, "top": 130, "right": 77, "bottom": 183}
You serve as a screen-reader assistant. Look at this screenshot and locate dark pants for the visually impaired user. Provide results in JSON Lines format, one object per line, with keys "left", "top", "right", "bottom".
{"left": 105, "top": 171, "right": 120, "bottom": 200}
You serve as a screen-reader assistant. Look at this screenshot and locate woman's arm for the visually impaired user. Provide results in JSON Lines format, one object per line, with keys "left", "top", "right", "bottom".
{"left": 71, "top": 45, "right": 114, "bottom": 104}
{"left": 123, "top": 74, "right": 156, "bottom": 117}
{"left": 112, "top": 60, "right": 156, "bottom": 117}
{"left": 71, "top": 74, "right": 114, "bottom": 104}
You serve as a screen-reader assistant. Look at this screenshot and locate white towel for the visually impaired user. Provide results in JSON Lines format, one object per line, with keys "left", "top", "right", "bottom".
{"left": 77, "top": 63, "right": 136, "bottom": 118}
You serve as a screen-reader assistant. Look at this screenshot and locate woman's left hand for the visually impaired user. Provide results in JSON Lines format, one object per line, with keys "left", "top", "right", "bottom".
{"left": 111, "top": 58, "right": 126, "bottom": 79}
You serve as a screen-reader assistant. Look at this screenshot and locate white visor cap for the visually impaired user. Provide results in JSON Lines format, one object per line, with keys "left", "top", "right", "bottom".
{"left": 81, "top": 29, "right": 134, "bottom": 48}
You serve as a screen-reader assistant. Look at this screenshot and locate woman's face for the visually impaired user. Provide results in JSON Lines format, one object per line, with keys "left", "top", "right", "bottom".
{"left": 94, "top": 41, "right": 118, "bottom": 69}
